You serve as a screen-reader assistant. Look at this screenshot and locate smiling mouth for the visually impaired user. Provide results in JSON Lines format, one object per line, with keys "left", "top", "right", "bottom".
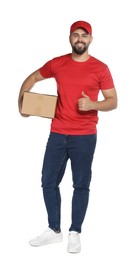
{"left": 75, "top": 44, "right": 85, "bottom": 49}
{"left": 75, "top": 42, "right": 85, "bottom": 47}
{"left": 77, "top": 43, "right": 84, "bottom": 46}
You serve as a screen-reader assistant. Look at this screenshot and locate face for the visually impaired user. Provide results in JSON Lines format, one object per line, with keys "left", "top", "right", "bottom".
{"left": 69, "top": 28, "right": 93, "bottom": 55}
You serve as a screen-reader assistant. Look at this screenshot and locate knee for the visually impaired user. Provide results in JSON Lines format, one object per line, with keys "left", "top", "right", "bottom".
{"left": 41, "top": 175, "right": 58, "bottom": 190}
{"left": 73, "top": 177, "right": 91, "bottom": 191}
{"left": 73, "top": 183, "right": 90, "bottom": 192}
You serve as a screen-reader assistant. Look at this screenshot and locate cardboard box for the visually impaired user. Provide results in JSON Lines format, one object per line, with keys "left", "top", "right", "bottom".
{"left": 21, "top": 92, "right": 58, "bottom": 118}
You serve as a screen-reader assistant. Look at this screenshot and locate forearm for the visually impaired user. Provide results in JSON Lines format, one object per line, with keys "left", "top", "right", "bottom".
{"left": 18, "top": 71, "right": 40, "bottom": 99}
{"left": 92, "top": 97, "right": 117, "bottom": 111}
{"left": 18, "top": 75, "right": 35, "bottom": 101}
{"left": 18, "top": 69, "right": 44, "bottom": 114}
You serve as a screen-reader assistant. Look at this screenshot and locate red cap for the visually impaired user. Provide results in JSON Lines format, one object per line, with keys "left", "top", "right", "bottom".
{"left": 70, "top": 21, "right": 92, "bottom": 35}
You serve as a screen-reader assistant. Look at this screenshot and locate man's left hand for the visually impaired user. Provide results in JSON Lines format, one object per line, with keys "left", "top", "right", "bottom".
{"left": 78, "top": 91, "right": 94, "bottom": 111}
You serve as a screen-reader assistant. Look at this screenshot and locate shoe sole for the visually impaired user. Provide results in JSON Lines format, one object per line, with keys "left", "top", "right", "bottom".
{"left": 29, "top": 237, "right": 63, "bottom": 247}
{"left": 67, "top": 246, "right": 81, "bottom": 253}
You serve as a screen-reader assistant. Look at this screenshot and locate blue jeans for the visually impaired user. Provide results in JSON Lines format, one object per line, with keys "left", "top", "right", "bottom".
{"left": 41, "top": 132, "right": 97, "bottom": 233}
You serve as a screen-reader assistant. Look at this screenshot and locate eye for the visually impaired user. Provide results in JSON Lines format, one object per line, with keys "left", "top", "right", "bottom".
{"left": 72, "top": 33, "right": 78, "bottom": 38}
{"left": 82, "top": 34, "right": 88, "bottom": 38}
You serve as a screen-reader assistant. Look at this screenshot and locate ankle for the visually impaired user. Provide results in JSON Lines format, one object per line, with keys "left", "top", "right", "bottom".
{"left": 52, "top": 228, "right": 61, "bottom": 233}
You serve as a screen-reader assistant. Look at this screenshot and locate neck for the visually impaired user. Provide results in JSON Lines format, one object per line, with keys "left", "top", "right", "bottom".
{"left": 71, "top": 51, "right": 90, "bottom": 62}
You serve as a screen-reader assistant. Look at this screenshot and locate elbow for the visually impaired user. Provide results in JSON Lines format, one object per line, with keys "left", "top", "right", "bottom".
{"left": 112, "top": 98, "right": 118, "bottom": 110}
{"left": 106, "top": 97, "right": 118, "bottom": 111}
{"left": 114, "top": 96, "right": 118, "bottom": 109}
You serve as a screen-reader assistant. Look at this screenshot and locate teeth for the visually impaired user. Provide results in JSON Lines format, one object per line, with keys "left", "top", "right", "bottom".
{"left": 77, "top": 43, "right": 83, "bottom": 46}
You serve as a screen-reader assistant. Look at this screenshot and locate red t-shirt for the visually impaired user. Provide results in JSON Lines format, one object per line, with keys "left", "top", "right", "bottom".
{"left": 39, "top": 54, "right": 114, "bottom": 135}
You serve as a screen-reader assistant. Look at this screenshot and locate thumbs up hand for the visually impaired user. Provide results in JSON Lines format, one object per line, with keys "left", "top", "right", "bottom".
{"left": 78, "top": 91, "right": 94, "bottom": 111}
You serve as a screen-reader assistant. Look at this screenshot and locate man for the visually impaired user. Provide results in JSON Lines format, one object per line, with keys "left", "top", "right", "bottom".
{"left": 18, "top": 20, "right": 117, "bottom": 253}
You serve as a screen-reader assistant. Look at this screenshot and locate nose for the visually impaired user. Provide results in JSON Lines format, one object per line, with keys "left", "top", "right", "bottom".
{"left": 78, "top": 35, "right": 82, "bottom": 42}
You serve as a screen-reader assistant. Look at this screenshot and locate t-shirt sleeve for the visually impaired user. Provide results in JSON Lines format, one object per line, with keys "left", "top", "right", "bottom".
{"left": 39, "top": 60, "right": 54, "bottom": 78}
{"left": 99, "top": 65, "right": 114, "bottom": 90}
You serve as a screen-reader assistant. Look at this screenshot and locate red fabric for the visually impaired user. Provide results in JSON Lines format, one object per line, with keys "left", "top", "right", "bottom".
{"left": 70, "top": 20, "right": 92, "bottom": 34}
{"left": 39, "top": 54, "right": 114, "bottom": 135}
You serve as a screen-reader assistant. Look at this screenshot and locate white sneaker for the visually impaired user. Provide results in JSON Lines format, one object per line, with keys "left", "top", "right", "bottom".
{"left": 67, "top": 231, "right": 81, "bottom": 253}
{"left": 29, "top": 227, "right": 63, "bottom": 246}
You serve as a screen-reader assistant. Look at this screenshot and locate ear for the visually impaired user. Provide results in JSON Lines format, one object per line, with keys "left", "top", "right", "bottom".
{"left": 69, "top": 35, "right": 71, "bottom": 44}
{"left": 90, "top": 35, "right": 93, "bottom": 44}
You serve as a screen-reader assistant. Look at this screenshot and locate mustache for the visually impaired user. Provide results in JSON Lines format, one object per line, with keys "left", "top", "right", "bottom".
{"left": 75, "top": 41, "right": 86, "bottom": 45}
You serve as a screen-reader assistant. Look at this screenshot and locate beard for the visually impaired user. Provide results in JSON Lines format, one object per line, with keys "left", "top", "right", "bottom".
{"left": 71, "top": 42, "right": 89, "bottom": 55}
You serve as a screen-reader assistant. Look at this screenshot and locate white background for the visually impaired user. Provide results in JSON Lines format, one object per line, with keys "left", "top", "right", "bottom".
{"left": 0, "top": 0, "right": 132, "bottom": 259}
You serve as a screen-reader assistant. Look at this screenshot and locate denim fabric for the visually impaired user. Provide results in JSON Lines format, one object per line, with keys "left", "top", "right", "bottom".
{"left": 41, "top": 132, "right": 97, "bottom": 233}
